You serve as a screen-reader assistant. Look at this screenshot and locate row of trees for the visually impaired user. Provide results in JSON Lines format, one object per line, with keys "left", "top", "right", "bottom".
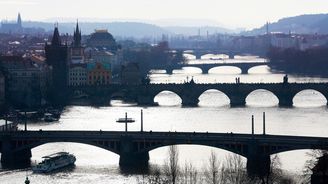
{"left": 137, "top": 146, "right": 298, "bottom": 184}
{"left": 123, "top": 41, "right": 186, "bottom": 77}
{"left": 267, "top": 46, "right": 328, "bottom": 76}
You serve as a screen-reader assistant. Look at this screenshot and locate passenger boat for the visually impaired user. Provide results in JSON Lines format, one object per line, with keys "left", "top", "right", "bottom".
{"left": 32, "top": 152, "right": 76, "bottom": 173}
{"left": 43, "top": 113, "right": 58, "bottom": 122}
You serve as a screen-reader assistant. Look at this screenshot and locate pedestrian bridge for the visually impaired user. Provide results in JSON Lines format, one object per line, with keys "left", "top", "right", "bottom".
{"left": 1, "top": 130, "right": 327, "bottom": 177}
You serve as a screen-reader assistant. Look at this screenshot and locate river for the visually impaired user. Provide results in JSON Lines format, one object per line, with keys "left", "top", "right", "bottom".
{"left": 1, "top": 55, "right": 328, "bottom": 183}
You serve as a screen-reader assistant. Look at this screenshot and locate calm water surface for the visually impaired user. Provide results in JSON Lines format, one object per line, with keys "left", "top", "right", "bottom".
{"left": 1, "top": 55, "right": 328, "bottom": 183}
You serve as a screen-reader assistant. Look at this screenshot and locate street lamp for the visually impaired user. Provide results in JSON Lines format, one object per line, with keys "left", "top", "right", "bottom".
{"left": 116, "top": 112, "right": 135, "bottom": 132}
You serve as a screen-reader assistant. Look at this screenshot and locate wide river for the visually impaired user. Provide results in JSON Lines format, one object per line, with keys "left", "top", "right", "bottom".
{"left": 1, "top": 55, "right": 328, "bottom": 183}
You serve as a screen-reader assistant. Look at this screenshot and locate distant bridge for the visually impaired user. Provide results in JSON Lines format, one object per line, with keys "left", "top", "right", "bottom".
{"left": 181, "top": 48, "right": 267, "bottom": 60}
{"left": 164, "top": 62, "right": 268, "bottom": 74}
{"left": 70, "top": 82, "right": 328, "bottom": 107}
{"left": 1, "top": 130, "right": 327, "bottom": 177}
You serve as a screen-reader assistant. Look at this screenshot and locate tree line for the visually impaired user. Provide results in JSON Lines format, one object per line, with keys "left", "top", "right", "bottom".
{"left": 267, "top": 46, "right": 328, "bottom": 76}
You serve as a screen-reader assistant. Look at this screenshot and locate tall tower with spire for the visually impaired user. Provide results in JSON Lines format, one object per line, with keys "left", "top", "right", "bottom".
{"left": 73, "top": 21, "right": 81, "bottom": 47}
{"left": 70, "top": 21, "right": 85, "bottom": 64}
{"left": 45, "top": 25, "right": 69, "bottom": 105}
{"left": 17, "top": 13, "right": 22, "bottom": 28}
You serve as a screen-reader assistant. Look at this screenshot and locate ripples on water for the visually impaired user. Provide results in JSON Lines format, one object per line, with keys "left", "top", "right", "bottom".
{"left": 2, "top": 56, "right": 328, "bottom": 183}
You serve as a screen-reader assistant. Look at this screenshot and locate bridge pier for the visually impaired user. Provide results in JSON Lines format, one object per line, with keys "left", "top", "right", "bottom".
{"left": 137, "top": 96, "right": 158, "bottom": 106}
{"left": 119, "top": 136, "right": 149, "bottom": 167}
{"left": 240, "top": 67, "right": 249, "bottom": 74}
{"left": 277, "top": 93, "right": 294, "bottom": 107}
{"left": 1, "top": 139, "right": 31, "bottom": 166}
{"left": 195, "top": 53, "right": 202, "bottom": 60}
{"left": 166, "top": 68, "right": 174, "bottom": 75}
{"left": 181, "top": 95, "right": 199, "bottom": 107}
{"left": 246, "top": 141, "right": 271, "bottom": 179}
{"left": 228, "top": 94, "right": 246, "bottom": 107}
{"left": 246, "top": 154, "right": 271, "bottom": 179}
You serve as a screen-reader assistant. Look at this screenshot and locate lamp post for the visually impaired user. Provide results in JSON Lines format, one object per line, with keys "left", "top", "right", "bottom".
{"left": 116, "top": 112, "right": 135, "bottom": 133}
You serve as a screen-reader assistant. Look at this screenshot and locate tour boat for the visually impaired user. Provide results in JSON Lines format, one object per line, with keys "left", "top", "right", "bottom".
{"left": 43, "top": 113, "right": 58, "bottom": 122}
{"left": 32, "top": 152, "right": 76, "bottom": 173}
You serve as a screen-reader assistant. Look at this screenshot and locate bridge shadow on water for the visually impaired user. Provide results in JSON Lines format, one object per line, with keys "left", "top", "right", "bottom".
{"left": 0, "top": 160, "right": 31, "bottom": 170}
{"left": 119, "top": 164, "right": 150, "bottom": 175}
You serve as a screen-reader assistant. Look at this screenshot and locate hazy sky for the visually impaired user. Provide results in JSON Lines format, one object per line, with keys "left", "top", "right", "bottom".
{"left": 1, "top": 0, "right": 328, "bottom": 29}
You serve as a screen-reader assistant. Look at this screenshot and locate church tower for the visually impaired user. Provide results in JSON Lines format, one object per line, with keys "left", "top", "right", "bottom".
{"left": 45, "top": 25, "right": 69, "bottom": 105}
{"left": 73, "top": 21, "right": 81, "bottom": 47}
{"left": 70, "top": 21, "right": 84, "bottom": 64}
{"left": 17, "top": 13, "right": 22, "bottom": 28}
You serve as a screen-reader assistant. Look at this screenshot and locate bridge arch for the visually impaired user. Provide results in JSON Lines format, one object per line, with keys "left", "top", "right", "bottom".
{"left": 208, "top": 66, "right": 242, "bottom": 74}
{"left": 145, "top": 143, "right": 247, "bottom": 158}
{"left": 12, "top": 140, "right": 121, "bottom": 156}
{"left": 247, "top": 65, "right": 270, "bottom": 74}
{"left": 293, "top": 89, "right": 328, "bottom": 107}
{"left": 181, "top": 66, "right": 203, "bottom": 74}
{"left": 246, "top": 89, "right": 279, "bottom": 106}
{"left": 198, "top": 89, "right": 230, "bottom": 106}
{"left": 154, "top": 90, "right": 182, "bottom": 106}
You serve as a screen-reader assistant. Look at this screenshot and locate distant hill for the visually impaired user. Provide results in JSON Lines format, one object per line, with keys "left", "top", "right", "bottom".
{"left": 245, "top": 14, "right": 328, "bottom": 35}
{"left": 21, "top": 21, "right": 238, "bottom": 38}
{"left": 22, "top": 21, "right": 171, "bottom": 38}
{"left": 164, "top": 26, "right": 235, "bottom": 36}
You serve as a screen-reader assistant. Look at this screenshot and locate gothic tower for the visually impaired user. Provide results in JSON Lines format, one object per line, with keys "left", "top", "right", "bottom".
{"left": 73, "top": 21, "right": 81, "bottom": 47}
{"left": 45, "top": 25, "right": 69, "bottom": 105}
{"left": 70, "top": 21, "right": 84, "bottom": 64}
{"left": 17, "top": 13, "right": 22, "bottom": 28}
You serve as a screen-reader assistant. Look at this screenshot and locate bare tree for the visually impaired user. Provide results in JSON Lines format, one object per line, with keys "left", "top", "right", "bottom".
{"left": 204, "top": 151, "right": 222, "bottom": 184}
{"left": 181, "top": 162, "right": 200, "bottom": 184}
{"left": 222, "top": 154, "right": 250, "bottom": 184}
{"left": 303, "top": 149, "right": 328, "bottom": 183}
{"left": 164, "top": 145, "right": 180, "bottom": 184}
{"left": 137, "top": 166, "right": 169, "bottom": 184}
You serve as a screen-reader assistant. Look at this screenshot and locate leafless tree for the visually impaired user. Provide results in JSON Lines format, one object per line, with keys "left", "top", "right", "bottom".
{"left": 302, "top": 149, "right": 328, "bottom": 183}
{"left": 164, "top": 145, "right": 180, "bottom": 184}
{"left": 203, "top": 151, "right": 223, "bottom": 184}
{"left": 137, "top": 166, "right": 169, "bottom": 184}
{"left": 222, "top": 154, "right": 250, "bottom": 184}
{"left": 181, "top": 162, "right": 200, "bottom": 184}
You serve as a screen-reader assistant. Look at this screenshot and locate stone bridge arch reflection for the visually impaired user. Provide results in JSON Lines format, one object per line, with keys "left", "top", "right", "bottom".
{"left": 246, "top": 89, "right": 279, "bottom": 107}
{"left": 293, "top": 89, "right": 328, "bottom": 107}
{"left": 198, "top": 89, "right": 230, "bottom": 107}
{"left": 154, "top": 90, "right": 182, "bottom": 106}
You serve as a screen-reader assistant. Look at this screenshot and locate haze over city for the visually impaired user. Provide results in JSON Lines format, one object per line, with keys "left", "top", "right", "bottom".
{"left": 1, "top": 0, "right": 328, "bottom": 28}
{"left": 1, "top": 0, "right": 328, "bottom": 183}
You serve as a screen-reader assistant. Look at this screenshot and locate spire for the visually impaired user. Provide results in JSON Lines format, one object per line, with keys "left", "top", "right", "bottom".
{"left": 17, "top": 13, "right": 22, "bottom": 27}
{"left": 51, "top": 24, "right": 62, "bottom": 46}
{"left": 73, "top": 20, "right": 81, "bottom": 47}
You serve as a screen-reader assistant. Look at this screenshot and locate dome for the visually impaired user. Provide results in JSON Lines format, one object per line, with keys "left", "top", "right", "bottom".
{"left": 87, "top": 29, "right": 118, "bottom": 51}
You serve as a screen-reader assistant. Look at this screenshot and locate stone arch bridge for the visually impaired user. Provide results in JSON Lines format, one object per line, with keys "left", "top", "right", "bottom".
{"left": 165, "top": 62, "right": 267, "bottom": 74}
{"left": 70, "top": 82, "right": 328, "bottom": 107}
{"left": 1, "top": 131, "right": 327, "bottom": 177}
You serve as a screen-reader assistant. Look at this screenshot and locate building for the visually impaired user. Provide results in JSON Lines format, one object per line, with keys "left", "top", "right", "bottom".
{"left": 0, "top": 71, "right": 5, "bottom": 111}
{"left": 68, "top": 64, "right": 87, "bottom": 86}
{"left": 87, "top": 62, "right": 111, "bottom": 85}
{"left": 45, "top": 26, "right": 69, "bottom": 105}
{"left": 0, "top": 13, "right": 22, "bottom": 34}
{"left": 87, "top": 29, "right": 119, "bottom": 51}
{"left": 70, "top": 22, "right": 85, "bottom": 64}
{"left": 120, "top": 63, "right": 141, "bottom": 85}
{"left": 0, "top": 56, "right": 50, "bottom": 108}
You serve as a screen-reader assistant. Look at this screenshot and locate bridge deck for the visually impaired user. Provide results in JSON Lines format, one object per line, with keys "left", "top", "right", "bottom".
{"left": 1, "top": 131, "right": 327, "bottom": 145}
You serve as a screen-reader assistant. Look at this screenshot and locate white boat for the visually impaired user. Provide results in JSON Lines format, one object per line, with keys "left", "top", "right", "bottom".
{"left": 32, "top": 152, "right": 76, "bottom": 173}
{"left": 43, "top": 113, "right": 58, "bottom": 122}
